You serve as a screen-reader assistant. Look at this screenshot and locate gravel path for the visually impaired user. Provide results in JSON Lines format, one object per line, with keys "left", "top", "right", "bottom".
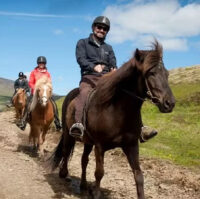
{"left": 0, "top": 110, "right": 199, "bottom": 199}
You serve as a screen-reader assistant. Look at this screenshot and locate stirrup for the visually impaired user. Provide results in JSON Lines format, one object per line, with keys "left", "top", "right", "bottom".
{"left": 69, "top": 123, "right": 84, "bottom": 139}
{"left": 140, "top": 126, "right": 158, "bottom": 143}
{"left": 6, "top": 104, "right": 13, "bottom": 108}
{"left": 16, "top": 120, "right": 26, "bottom": 131}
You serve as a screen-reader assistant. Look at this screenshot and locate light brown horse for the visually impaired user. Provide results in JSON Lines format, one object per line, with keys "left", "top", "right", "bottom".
{"left": 13, "top": 88, "right": 27, "bottom": 122}
{"left": 49, "top": 41, "right": 175, "bottom": 199}
{"left": 29, "top": 77, "right": 54, "bottom": 156}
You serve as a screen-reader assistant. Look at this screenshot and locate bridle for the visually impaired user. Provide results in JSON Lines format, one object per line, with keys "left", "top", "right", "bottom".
{"left": 121, "top": 66, "right": 160, "bottom": 105}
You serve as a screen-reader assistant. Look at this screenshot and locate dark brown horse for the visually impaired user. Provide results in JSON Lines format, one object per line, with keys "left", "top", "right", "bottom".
{"left": 49, "top": 41, "right": 175, "bottom": 199}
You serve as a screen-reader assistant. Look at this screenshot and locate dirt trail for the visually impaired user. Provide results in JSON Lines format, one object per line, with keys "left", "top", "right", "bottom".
{"left": 0, "top": 110, "right": 199, "bottom": 199}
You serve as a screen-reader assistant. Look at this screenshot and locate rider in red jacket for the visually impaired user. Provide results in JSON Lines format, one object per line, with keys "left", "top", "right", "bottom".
{"left": 17, "top": 56, "right": 62, "bottom": 131}
{"left": 29, "top": 66, "right": 51, "bottom": 95}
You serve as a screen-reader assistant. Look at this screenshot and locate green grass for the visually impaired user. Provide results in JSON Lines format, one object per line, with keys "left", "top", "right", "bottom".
{"left": 56, "top": 96, "right": 65, "bottom": 119}
{"left": 55, "top": 83, "right": 200, "bottom": 169}
{"left": 140, "top": 83, "right": 200, "bottom": 169}
{"left": 0, "top": 95, "right": 10, "bottom": 111}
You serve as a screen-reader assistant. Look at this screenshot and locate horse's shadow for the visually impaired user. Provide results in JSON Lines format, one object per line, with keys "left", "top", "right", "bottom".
{"left": 15, "top": 144, "right": 112, "bottom": 198}
{"left": 16, "top": 144, "right": 38, "bottom": 158}
{"left": 44, "top": 172, "right": 112, "bottom": 199}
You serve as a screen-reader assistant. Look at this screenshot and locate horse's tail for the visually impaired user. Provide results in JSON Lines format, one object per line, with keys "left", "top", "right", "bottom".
{"left": 48, "top": 88, "right": 79, "bottom": 171}
{"left": 61, "top": 88, "right": 80, "bottom": 131}
{"left": 49, "top": 133, "right": 64, "bottom": 171}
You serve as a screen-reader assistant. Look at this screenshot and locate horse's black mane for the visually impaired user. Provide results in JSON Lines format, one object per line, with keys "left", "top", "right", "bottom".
{"left": 95, "top": 41, "right": 163, "bottom": 105}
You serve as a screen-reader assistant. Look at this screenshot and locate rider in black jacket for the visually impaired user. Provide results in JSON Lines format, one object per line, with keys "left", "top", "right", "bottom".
{"left": 7, "top": 72, "right": 30, "bottom": 107}
{"left": 14, "top": 72, "right": 30, "bottom": 93}
{"left": 76, "top": 33, "right": 117, "bottom": 76}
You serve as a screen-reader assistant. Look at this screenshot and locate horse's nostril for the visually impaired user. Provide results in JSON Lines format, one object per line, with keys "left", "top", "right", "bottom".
{"left": 164, "top": 99, "right": 171, "bottom": 109}
{"left": 164, "top": 99, "right": 175, "bottom": 110}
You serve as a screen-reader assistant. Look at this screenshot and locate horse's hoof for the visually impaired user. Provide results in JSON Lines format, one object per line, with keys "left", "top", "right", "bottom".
{"left": 59, "top": 169, "right": 68, "bottom": 178}
{"left": 89, "top": 188, "right": 102, "bottom": 199}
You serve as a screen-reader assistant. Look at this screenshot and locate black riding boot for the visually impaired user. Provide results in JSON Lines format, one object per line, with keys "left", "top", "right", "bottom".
{"left": 50, "top": 98, "right": 62, "bottom": 131}
{"left": 17, "top": 95, "right": 32, "bottom": 130}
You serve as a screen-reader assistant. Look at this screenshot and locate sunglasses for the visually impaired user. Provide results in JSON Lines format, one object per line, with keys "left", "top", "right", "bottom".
{"left": 96, "top": 25, "right": 108, "bottom": 32}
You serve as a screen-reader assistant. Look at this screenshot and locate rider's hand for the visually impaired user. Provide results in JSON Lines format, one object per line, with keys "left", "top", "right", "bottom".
{"left": 101, "top": 64, "right": 105, "bottom": 70}
{"left": 94, "top": 64, "right": 103, "bottom": 73}
{"left": 111, "top": 67, "right": 117, "bottom": 72}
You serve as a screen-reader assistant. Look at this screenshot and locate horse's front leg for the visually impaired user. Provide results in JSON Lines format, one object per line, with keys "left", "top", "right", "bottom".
{"left": 80, "top": 144, "right": 93, "bottom": 190}
{"left": 38, "top": 128, "right": 45, "bottom": 157}
{"left": 122, "top": 142, "right": 145, "bottom": 199}
{"left": 91, "top": 145, "right": 105, "bottom": 199}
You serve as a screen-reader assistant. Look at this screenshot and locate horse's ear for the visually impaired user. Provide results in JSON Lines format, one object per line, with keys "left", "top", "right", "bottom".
{"left": 135, "top": 48, "right": 144, "bottom": 63}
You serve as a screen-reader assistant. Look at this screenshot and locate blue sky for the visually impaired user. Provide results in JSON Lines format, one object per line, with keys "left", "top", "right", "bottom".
{"left": 1, "top": 0, "right": 200, "bottom": 95}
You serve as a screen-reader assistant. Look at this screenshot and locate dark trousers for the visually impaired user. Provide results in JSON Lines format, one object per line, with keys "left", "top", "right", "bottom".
{"left": 74, "top": 75, "right": 102, "bottom": 123}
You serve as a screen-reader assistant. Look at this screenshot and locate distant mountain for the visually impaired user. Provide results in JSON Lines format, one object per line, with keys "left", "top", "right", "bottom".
{"left": 0, "top": 77, "right": 14, "bottom": 97}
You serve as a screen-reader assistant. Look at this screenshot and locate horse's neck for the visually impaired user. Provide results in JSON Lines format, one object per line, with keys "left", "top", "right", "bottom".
{"left": 119, "top": 66, "right": 145, "bottom": 101}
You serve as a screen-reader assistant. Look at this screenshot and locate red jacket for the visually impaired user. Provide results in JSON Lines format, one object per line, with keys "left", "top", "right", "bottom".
{"left": 29, "top": 67, "right": 51, "bottom": 94}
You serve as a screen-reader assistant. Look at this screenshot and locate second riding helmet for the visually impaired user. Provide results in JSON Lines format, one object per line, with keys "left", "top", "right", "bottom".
{"left": 92, "top": 16, "right": 110, "bottom": 31}
{"left": 37, "top": 56, "right": 47, "bottom": 64}
{"left": 18, "top": 72, "right": 24, "bottom": 77}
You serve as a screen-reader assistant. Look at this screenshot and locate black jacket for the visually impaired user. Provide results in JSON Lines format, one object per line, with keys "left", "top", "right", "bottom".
{"left": 14, "top": 78, "right": 30, "bottom": 93}
{"left": 76, "top": 34, "right": 117, "bottom": 76}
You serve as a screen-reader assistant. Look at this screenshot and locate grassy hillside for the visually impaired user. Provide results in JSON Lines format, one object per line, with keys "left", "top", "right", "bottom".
{"left": 56, "top": 65, "right": 200, "bottom": 169}
{"left": 0, "top": 78, "right": 14, "bottom": 110}
{"left": 0, "top": 78, "right": 14, "bottom": 97}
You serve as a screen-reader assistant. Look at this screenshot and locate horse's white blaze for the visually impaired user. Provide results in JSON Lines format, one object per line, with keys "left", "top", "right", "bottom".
{"left": 42, "top": 85, "right": 48, "bottom": 106}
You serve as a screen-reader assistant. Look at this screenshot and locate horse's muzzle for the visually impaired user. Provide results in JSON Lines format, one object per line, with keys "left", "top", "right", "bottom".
{"left": 158, "top": 97, "right": 176, "bottom": 113}
{"left": 40, "top": 96, "right": 48, "bottom": 106}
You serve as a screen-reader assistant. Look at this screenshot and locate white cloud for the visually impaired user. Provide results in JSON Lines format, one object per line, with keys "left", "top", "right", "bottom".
{"left": 0, "top": 11, "right": 88, "bottom": 19}
{"left": 53, "top": 29, "right": 64, "bottom": 35}
{"left": 103, "top": 0, "right": 200, "bottom": 51}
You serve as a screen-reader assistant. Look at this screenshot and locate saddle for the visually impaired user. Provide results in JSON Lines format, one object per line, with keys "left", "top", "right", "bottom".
{"left": 69, "top": 89, "right": 96, "bottom": 140}
{"left": 82, "top": 88, "right": 96, "bottom": 130}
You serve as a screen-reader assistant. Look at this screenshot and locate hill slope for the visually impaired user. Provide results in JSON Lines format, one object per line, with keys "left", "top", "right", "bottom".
{"left": 169, "top": 64, "right": 200, "bottom": 84}
{"left": 0, "top": 77, "right": 14, "bottom": 97}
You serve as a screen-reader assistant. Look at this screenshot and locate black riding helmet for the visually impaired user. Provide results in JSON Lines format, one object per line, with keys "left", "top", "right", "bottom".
{"left": 92, "top": 16, "right": 110, "bottom": 31}
{"left": 18, "top": 72, "right": 24, "bottom": 77}
{"left": 37, "top": 56, "right": 47, "bottom": 64}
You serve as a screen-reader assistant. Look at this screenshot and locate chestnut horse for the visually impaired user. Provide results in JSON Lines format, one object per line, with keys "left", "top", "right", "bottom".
{"left": 13, "top": 88, "right": 27, "bottom": 122}
{"left": 49, "top": 41, "right": 175, "bottom": 199}
{"left": 29, "top": 77, "right": 54, "bottom": 156}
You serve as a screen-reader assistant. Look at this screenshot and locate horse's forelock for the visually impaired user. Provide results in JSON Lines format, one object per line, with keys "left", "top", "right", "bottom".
{"left": 35, "top": 76, "right": 52, "bottom": 90}
{"left": 142, "top": 41, "right": 163, "bottom": 74}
